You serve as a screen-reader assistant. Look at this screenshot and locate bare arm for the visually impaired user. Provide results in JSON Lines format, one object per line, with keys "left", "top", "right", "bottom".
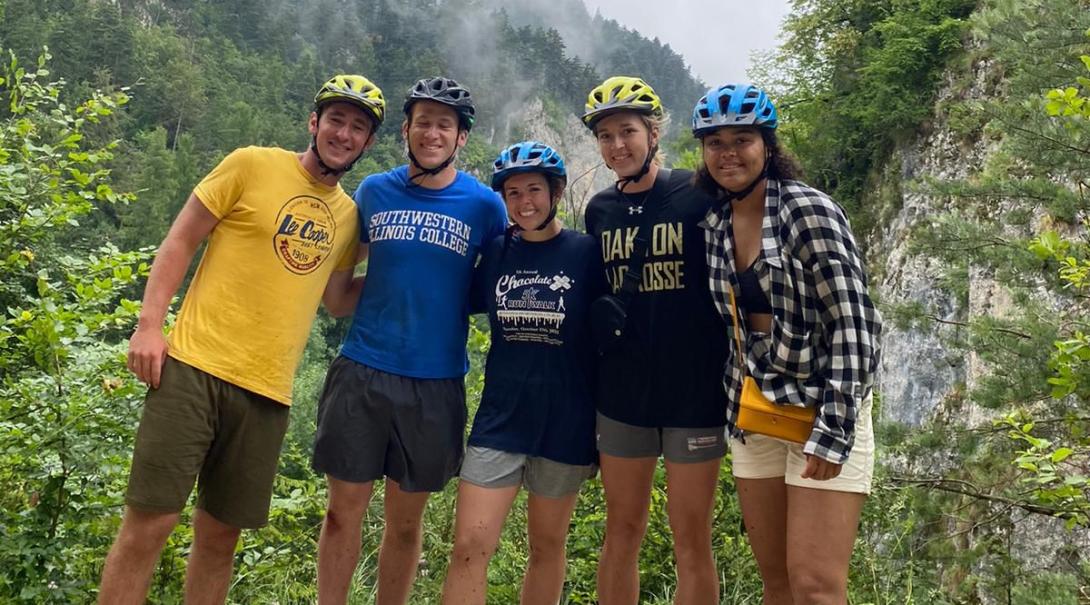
{"left": 127, "top": 194, "right": 221, "bottom": 388}
{"left": 321, "top": 243, "right": 369, "bottom": 318}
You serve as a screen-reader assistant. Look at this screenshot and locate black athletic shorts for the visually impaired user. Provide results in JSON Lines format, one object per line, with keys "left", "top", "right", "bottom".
{"left": 311, "top": 355, "right": 467, "bottom": 492}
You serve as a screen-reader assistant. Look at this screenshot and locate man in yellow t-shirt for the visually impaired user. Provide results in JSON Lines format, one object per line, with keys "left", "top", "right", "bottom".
{"left": 97, "top": 75, "right": 384, "bottom": 605}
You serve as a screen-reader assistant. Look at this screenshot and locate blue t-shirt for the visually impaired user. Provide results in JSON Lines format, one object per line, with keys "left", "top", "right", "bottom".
{"left": 340, "top": 166, "right": 507, "bottom": 378}
{"left": 467, "top": 229, "right": 608, "bottom": 466}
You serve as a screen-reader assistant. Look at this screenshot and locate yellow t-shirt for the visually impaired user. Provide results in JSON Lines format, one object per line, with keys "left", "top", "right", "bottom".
{"left": 168, "top": 146, "right": 359, "bottom": 405}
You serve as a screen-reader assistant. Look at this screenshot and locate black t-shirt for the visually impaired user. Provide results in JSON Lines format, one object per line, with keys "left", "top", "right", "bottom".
{"left": 583, "top": 169, "right": 729, "bottom": 428}
{"left": 467, "top": 229, "right": 608, "bottom": 465}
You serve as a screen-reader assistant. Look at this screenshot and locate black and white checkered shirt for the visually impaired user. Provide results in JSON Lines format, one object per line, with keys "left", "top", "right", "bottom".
{"left": 701, "top": 179, "right": 882, "bottom": 464}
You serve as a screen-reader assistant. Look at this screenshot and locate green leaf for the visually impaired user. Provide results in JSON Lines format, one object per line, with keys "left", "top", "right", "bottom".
{"left": 1051, "top": 448, "right": 1074, "bottom": 463}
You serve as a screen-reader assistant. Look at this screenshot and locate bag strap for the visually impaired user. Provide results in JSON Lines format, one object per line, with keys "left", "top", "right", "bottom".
{"left": 616, "top": 168, "right": 673, "bottom": 306}
{"left": 727, "top": 286, "right": 748, "bottom": 377}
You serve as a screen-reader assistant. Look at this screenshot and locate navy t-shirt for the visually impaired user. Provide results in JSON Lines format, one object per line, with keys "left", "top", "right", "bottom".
{"left": 341, "top": 166, "right": 507, "bottom": 378}
{"left": 583, "top": 168, "right": 729, "bottom": 428}
{"left": 467, "top": 229, "right": 607, "bottom": 466}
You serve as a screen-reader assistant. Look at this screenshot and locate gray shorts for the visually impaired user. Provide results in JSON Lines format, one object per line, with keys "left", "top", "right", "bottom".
{"left": 311, "top": 356, "right": 467, "bottom": 492}
{"left": 596, "top": 412, "right": 727, "bottom": 463}
{"left": 460, "top": 446, "right": 596, "bottom": 499}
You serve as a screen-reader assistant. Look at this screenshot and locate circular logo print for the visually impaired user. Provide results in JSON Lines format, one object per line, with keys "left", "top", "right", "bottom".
{"left": 273, "top": 196, "right": 337, "bottom": 275}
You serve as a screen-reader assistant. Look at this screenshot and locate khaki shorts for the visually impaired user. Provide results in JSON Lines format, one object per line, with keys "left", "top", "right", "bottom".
{"left": 730, "top": 396, "right": 875, "bottom": 494}
{"left": 126, "top": 357, "right": 290, "bottom": 528}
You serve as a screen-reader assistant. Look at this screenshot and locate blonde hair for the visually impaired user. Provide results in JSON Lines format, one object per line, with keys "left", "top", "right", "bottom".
{"left": 641, "top": 111, "right": 669, "bottom": 166}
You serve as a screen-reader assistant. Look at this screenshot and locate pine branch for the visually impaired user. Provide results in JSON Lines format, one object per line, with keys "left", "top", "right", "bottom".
{"left": 926, "top": 315, "right": 1032, "bottom": 339}
{"left": 889, "top": 476, "right": 1081, "bottom": 519}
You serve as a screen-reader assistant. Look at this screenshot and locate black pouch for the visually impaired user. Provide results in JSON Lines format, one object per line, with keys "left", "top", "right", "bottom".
{"left": 589, "top": 168, "right": 674, "bottom": 355}
{"left": 590, "top": 294, "right": 628, "bottom": 352}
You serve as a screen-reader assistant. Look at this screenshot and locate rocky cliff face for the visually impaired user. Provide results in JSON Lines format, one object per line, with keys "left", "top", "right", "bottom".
{"left": 870, "top": 55, "right": 1011, "bottom": 427}
{"left": 868, "top": 58, "right": 1090, "bottom": 598}
{"left": 500, "top": 97, "right": 617, "bottom": 221}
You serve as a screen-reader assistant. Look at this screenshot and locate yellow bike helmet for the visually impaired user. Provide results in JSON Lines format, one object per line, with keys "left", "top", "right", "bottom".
{"left": 582, "top": 76, "right": 664, "bottom": 130}
{"left": 314, "top": 74, "right": 386, "bottom": 128}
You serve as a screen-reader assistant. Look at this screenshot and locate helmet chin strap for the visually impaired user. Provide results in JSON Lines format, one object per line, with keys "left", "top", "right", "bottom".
{"left": 615, "top": 133, "right": 657, "bottom": 193}
{"left": 501, "top": 200, "right": 558, "bottom": 262}
{"left": 407, "top": 147, "right": 458, "bottom": 187}
{"left": 533, "top": 203, "right": 559, "bottom": 231}
{"left": 310, "top": 136, "right": 363, "bottom": 177}
{"left": 506, "top": 200, "right": 558, "bottom": 240}
{"left": 722, "top": 155, "right": 771, "bottom": 202}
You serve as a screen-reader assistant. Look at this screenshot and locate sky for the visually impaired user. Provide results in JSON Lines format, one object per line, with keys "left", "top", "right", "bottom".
{"left": 580, "top": 0, "right": 792, "bottom": 86}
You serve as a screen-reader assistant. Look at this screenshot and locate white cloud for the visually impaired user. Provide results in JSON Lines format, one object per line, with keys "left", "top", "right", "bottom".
{"left": 582, "top": 0, "right": 790, "bottom": 86}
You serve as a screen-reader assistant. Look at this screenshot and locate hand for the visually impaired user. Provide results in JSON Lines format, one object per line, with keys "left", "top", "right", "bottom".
{"left": 801, "top": 454, "right": 843, "bottom": 481}
{"left": 128, "top": 325, "right": 169, "bottom": 388}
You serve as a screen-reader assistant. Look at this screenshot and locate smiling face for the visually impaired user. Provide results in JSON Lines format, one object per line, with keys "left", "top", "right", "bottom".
{"left": 309, "top": 101, "right": 376, "bottom": 169}
{"left": 700, "top": 126, "right": 768, "bottom": 192}
{"left": 594, "top": 112, "right": 658, "bottom": 179}
{"left": 502, "top": 172, "right": 556, "bottom": 232}
{"left": 403, "top": 100, "right": 468, "bottom": 170}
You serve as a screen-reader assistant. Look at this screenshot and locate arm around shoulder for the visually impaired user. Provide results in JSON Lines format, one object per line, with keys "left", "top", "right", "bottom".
{"left": 321, "top": 243, "right": 368, "bottom": 318}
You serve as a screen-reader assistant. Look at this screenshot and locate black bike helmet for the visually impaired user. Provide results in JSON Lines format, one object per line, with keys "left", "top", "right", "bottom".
{"left": 403, "top": 77, "right": 476, "bottom": 131}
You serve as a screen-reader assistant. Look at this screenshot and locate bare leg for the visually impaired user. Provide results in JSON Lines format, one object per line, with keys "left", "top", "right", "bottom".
{"left": 664, "top": 458, "right": 721, "bottom": 605}
{"left": 440, "top": 481, "right": 520, "bottom": 605}
{"left": 596, "top": 454, "right": 657, "bottom": 605}
{"left": 183, "top": 509, "right": 242, "bottom": 604}
{"left": 376, "top": 479, "right": 431, "bottom": 605}
{"left": 785, "top": 486, "right": 865, "bottom": 605}
{"left": 317, "top": 477, "right": 374, "bottom": 605}
{"left": 521, "top": 491, "right": 580, "bottom": 605}
{"left": 736, "top": 477, "right": 791, "bottom": 605}
{"left": 98, "top": 506, "right": 180, "bottom": 605}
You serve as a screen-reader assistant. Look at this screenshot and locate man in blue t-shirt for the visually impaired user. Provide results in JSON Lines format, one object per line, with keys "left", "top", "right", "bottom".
{"left": 311, "top": 77, "right": 506, "bottom": 605}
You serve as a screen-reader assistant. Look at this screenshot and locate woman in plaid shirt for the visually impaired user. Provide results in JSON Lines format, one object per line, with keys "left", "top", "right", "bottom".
{"left": 692, "top": 83, "right": 882, "bottom": 604}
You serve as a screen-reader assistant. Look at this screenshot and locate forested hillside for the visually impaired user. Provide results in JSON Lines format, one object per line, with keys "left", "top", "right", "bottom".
{"left": 1, "top": 0, "right": 1088, "bottom": 602}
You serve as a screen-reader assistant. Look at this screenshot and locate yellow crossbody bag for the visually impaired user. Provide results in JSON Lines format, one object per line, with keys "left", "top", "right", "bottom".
{"left": 727, "top": 286, "right": 816, "bottom": 444}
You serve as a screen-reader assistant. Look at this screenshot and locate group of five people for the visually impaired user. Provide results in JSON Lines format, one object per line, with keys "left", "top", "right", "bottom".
{"left": 98, "top": 70, "right": 881, "bottom": 605}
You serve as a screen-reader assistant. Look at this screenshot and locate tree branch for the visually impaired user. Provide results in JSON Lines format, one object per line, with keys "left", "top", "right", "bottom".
{"left": 926, "top": 315, "right": 1032, "bottom": 339}
{"left": 889, "top": 476, "right": 1081, "bottom": 519}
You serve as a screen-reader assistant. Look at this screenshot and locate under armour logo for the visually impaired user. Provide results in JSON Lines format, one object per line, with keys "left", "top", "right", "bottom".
{"left": 628, "top": 206, "right": 643, "bottom": 215}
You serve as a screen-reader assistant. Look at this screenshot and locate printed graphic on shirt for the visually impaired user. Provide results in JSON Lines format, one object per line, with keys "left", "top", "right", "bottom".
{"left": 600, "top": 221, "right": 686, "bottom": 293}
{"left": 494, "top": 269, "right": 573, "bottom": 346}
{"left": 273, "top": 196, "right": 337, "bottom": 275}
{"left": 368, "top": 210, "right": 472, "bottom": 256}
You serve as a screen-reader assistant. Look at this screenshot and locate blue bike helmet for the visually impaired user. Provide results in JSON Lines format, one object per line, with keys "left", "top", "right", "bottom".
{"left": 491, "top": 141, "right": 567, "bottom": 192}
{"left": 691, "top": 83, "right": 778, "bottom": 137}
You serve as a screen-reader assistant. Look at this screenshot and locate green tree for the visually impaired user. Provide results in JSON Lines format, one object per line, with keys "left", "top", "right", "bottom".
{"left": 0, "top": 49, "right": 152, "bottom": 602}
{"left": 881, "top": 1, "right": 1090, "bottom": 598}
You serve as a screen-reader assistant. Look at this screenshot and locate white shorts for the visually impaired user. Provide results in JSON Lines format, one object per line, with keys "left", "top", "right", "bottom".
{"left": 729, "top": 396, "right": 875, "bottom": 494}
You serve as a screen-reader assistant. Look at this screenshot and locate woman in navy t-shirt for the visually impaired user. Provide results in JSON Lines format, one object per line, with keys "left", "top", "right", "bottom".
{"left": 441, "top": 142, "right": 606, "bottom": 605}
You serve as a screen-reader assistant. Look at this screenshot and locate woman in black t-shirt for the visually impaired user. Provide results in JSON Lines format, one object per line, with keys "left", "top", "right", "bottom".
{"left": 581, "top": 76, "right": 729, "bottom": 604}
